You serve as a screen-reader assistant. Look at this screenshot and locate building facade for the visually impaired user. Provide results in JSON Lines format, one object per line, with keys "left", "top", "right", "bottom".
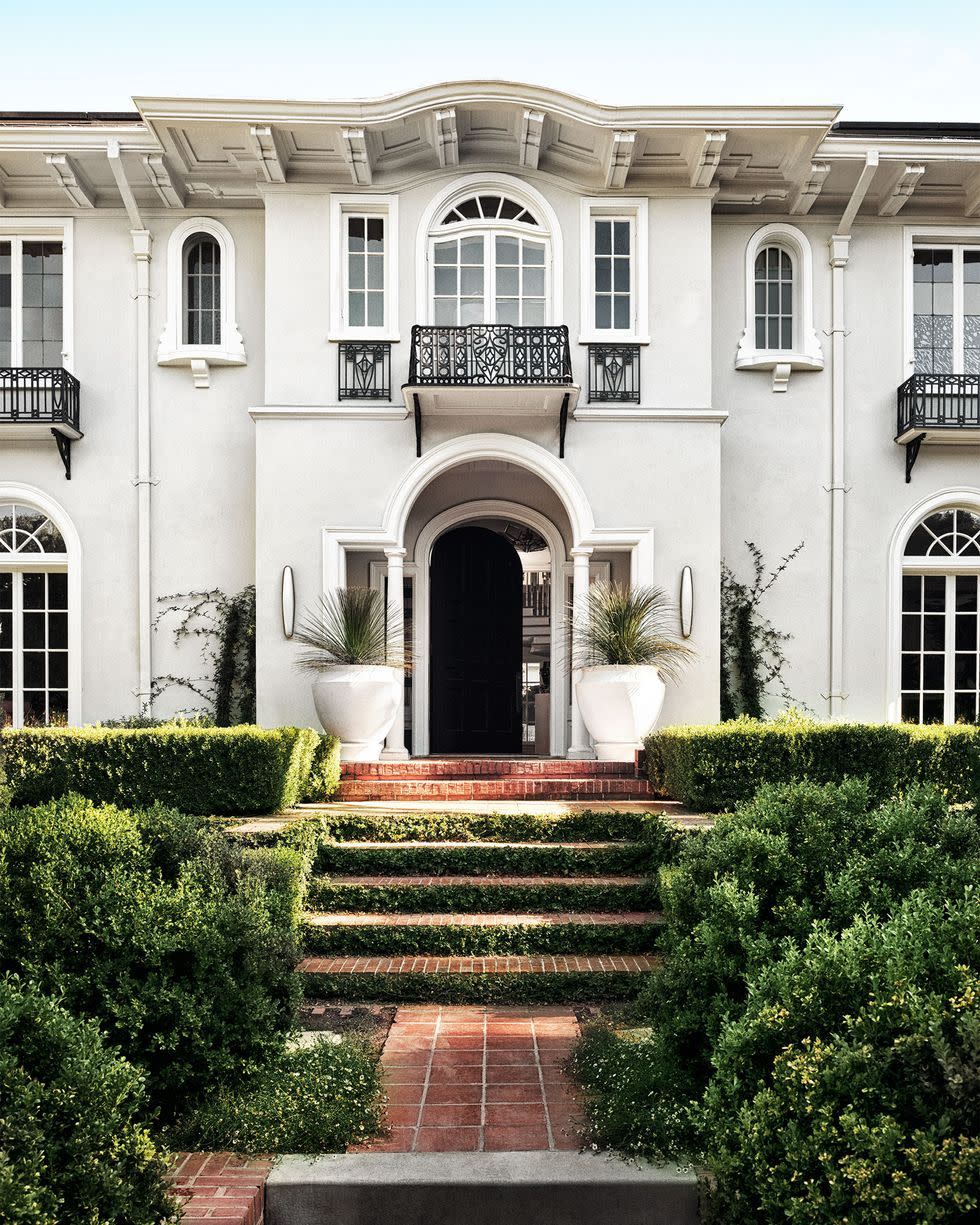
{"left": 1, "top": 84, "right": 979, "bottom": 751}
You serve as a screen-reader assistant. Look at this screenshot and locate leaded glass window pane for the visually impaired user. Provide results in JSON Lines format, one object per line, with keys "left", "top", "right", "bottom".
{"left": 183, "top": 234, "right": 221, "bottom": 345}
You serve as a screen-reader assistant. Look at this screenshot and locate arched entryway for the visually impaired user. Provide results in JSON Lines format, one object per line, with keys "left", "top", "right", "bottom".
{"left": 430, "top": 525, "right": 523, "bottom": 754}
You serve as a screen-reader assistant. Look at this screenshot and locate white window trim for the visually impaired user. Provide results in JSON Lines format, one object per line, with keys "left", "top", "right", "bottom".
{"left": 886, "top": 487, "right": 980, "bottom": 723}
{"left": 157, "top": 217, "right": 246, "bottom": 373}
{"left": 902, "top": 224, "right": 980, "bottom": 375}
{"left": 736, "top": 223, "right": 823, "bottom": 380}
{"left": 0, "top": 218, "right": 74, "bottom": 370}
{"left": 329, "top": 193, "right": 400, "bottom": 342}
{"left": 0, "top": 483, "right": 81, "bottom": 727}
{"left": 416, "top": 175, "right": 563, "bottom": 326}
{"left": 579, "top": 197, "right": 649, "bottom": 344}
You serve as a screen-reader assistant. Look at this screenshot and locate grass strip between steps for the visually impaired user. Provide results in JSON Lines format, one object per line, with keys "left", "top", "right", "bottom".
{"left": 313, "top": 842, "right": 666, "bottom": 877}
{"left": 301, "top": 918, "right": 662, "bottom": 957}
{"left": 299, "top": 970, "right": 652, "bottom": 1004}
{"left": 305, "top": 878, "right": 659, "bottom": 914}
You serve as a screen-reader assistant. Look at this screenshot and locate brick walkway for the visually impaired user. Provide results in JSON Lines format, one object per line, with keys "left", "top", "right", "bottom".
{"left": 171, "top": 1153, "right": 272, "bottom": 1223}
{"left": 358, "top": 1005, "right": 585, "bottom": 1153}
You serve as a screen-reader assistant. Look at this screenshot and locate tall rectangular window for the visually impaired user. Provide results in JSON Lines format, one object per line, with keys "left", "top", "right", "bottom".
{"left": 593, "top": 218, "right": 632, "bottom": 331}
{"left": 346, "top": 215, "right": 385, "bottom": 329}
{"left": 913, "top": 246, "right": 980, "bottom": 374}
{"left": 0, "top": 238, "right": 63, "bottom": 367}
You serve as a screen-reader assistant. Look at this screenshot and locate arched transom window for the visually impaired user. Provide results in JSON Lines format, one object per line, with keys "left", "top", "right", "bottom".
{"left": 430, "top": 194, "right": 549, "bottom": 326}
{"left": 0, "top": 502, "right": 69, "bottom": 727}
{"left": 901, "top": 507, "right": 980, "bottom": 724}
{"left": 754, "top": 245, "right": 794, "bottom": 351}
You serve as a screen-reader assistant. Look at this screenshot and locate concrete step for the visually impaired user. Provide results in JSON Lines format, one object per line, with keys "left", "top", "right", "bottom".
{"left": 266, "top": 1152, "right": 700, "bottom": 1225}
{"left": 303, "top": 910, "right": 661, "bottom": 928}
{"left": 335, "top": 777, "right": 657, "bottom": 802}
{"left": 340, "top": 758, "right": 641, "bottom": 779}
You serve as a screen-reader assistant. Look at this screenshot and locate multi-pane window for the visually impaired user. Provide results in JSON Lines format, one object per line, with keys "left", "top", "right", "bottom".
{"left": 0, "top": 502, "right": 69, "bottom": 729}
{"left": 430, "top": 198, "right": 548, "bottom": 326}
{"left": 182, "top": 233, "right": 221, "bottom": 345}
{"left": 593, "top": 218, "right": 632, "bottom": 331}
{"left": 754, "top": 246, "right": 793, "bottom": 351}
{"left": 345, "top": 215, "right": 385, "bottom": 329}
{"left": 913, "top": 247, "right": 980, "bottom": 373}
{"left": 0, "top": 239, "right": 64, "bottom": 367}
{"left": 901, "top": 508, "right": 980, "bottom": 725}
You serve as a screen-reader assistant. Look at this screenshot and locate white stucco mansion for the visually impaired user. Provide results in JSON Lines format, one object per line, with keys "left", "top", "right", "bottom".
{"left": 2, "top": 82, "right": 980, "bottom": 753}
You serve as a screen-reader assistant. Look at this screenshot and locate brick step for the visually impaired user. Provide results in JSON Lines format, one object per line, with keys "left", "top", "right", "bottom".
{"left": 335, "top": 777, "right": 656, "bottom": 802}
{"left": 303, "top": 910, "right": 661, "bottom": 927}
{"left": 299, "top": 954, "right": 660, "bottom": 973}
{"left": 301, "top": 910, "right": 663, "bottom": 956}
{"left": 340, "top": 759, "right": 639, "bottom": 779}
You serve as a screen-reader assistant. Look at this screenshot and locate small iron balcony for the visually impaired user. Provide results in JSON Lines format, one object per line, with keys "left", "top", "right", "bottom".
{"left": 896, "top": 373, "right": 980, "bottom": 482}
{"left": 338, "top": 341, "right": 392, "bottom": 401}
{"left": 588, "top": 343, "right": 640, "bottom": 403}
{"left": 404, "top": 324, "right": 579, "bottom": 459}
{"left": 0, "top": 367, "right": 82, "bottom": 479}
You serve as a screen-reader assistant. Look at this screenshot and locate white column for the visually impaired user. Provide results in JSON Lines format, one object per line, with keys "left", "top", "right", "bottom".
{"left": 382, "top": 546, "right": 409, "bottom": 758}
{"left": 567, "top": 546, "right": 595, "bottom": 759}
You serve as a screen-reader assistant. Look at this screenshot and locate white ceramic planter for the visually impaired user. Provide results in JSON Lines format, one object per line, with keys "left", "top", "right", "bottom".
{"left": 311, "top": 665, "right": 402, "bottom": 761}
{"left": 575, "top": 664, "right": 666, "bottom": 761}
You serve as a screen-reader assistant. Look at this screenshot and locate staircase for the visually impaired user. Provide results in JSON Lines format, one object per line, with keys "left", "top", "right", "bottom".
{"left": 296, "top": 779, "right": 671, "bottom": 1003}
{"left": 334, "top": 757, "right": 658, "bottom": 803}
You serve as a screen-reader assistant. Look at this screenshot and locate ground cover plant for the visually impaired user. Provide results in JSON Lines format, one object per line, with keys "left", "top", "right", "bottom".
{"left": 572, "top": 780, "right": 980, "bottom": 1187}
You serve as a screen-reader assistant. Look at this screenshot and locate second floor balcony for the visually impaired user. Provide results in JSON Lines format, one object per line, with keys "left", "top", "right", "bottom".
{"left": 896, "top": 373, "right": 980, "bottom": 481}
{"left": 402, "top": 324, "right": 579, "bottom": 458}
{"left": 0, "top": 367, "right": 82, "bottom": 479}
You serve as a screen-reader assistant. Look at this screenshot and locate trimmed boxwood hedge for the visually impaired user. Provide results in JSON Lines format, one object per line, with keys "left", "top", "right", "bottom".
{"left": 0, "top": 724, "right": 323, "bottom": 815}
{"left": 301, "top": 969, "right": 650, "bottom": 1004}
{"left": 646, "top": 716, "right": 980, "bottom": 812}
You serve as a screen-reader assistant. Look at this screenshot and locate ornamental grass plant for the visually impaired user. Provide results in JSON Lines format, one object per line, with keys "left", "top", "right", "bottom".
{"left": 571, "top": 582, "right": 693, "bottom": 679}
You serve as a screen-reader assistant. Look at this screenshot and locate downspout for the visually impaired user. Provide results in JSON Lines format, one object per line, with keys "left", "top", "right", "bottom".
{"left": 825, "top": 150, "right": 878, "bottom": 718}
{"left": 132, "top": 228, "right": 154, "bottom": 715}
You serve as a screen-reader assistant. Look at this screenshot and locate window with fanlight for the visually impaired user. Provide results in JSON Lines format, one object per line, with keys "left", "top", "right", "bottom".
{"left": 429, "top": 194, "right": 549, "bottom": 326}
{"left": 900, "top": 506, "right": 980, "bottom": 725}
{"left": 0, "top": 502, "right": 70, "bottom": 727}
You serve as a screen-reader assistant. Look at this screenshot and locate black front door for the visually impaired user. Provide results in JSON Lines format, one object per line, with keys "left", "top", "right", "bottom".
{"left": 430, "top": 525, "right": 523, "bottom": 755}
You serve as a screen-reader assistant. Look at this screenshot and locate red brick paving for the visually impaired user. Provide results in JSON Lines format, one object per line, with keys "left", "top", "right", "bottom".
{"left": 170, "top": 1153, "right": 272, "bottom": 1224}
{"left": 340, "top": 758, "right": 642, "bottom": 778}
{"left": 336, "top": 777, "right": 656, "bottom": 801}
{"left": 304, "top": 911, "right": 661, "bottom": 928}
{"left": 299, "top": 954, "right": 660, "bottom": 974}
{"left": 356, "top": 1005, "right": 585, "bottom": 1153}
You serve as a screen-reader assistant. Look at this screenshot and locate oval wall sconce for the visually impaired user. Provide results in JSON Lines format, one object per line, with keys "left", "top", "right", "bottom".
{"left": 281, "top": 565, "right": 295, "bottom": 639}
{"left": 679, "top": 565, "right": 694, "bottom": 639}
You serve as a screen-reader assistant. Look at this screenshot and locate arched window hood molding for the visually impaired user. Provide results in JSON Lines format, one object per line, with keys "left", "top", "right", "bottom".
{"left": 736, "top": 222, "right": 823, "bottom": 392}
{"left": 157, "top": 216, "right": 246, "bottom": 388}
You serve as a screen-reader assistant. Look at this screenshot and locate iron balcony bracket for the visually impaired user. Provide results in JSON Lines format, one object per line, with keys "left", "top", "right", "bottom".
{"left": 413, "top": 392, "right": 422, "bottom": 458}
{"left": 904, "top": 432, "right": 926, "bottom": 483}
{"left": 559, "top": 392, "right": 570, "bottom": 458}
{"left": 51, "top": 429, "right": 77, "bottom": 480}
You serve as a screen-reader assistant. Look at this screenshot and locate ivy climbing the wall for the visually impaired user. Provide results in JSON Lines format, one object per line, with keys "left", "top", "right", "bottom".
{"left": 152, "top": 586, "right": 256, "bottom": 724}
{"left": 720, "top": 542, "right": 803, "bottom": 720}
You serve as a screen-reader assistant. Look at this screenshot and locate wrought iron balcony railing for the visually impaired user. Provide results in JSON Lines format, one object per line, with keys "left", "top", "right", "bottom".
{"left": 896, "top": 373, "right": 980, "bottom": 481}
{"left": 408, "top": 324, "right": 572, "bottom": 387}
{"left": 588, "top": 344, "right": 641, "bottom": 403}
{"left": 0, "top": 367, "right": 81, "bottom": 479}
{"left": 338, "top": 342, "right": 391, "bottom": 401}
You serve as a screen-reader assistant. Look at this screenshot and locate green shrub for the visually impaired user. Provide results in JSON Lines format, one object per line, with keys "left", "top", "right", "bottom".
{"left": 0, "top": 977, "right": 177, "bottom": 1224}
{"left": 303, "top": 734, "right": 342, "bottom": 801}
{"left": 573, "top": 781, "right": 980, "bottom": 1160}
{"left": 169, "top": 1037, "right": 384, "bottom": 1155}
{"left": 0, "top": 796, "right": 306, "bottom": 1118}
{"left": 1, "top": 724, "right": 318, "bottom": 815}
{"left": 706, "top": 892, "right": 980, "bottom": 1223}
{"left": 647, "top": 715, "right": 980, "bottom": 811}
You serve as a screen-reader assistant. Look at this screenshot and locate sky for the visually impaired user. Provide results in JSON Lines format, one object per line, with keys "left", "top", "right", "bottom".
{"left": 2, "top": 0, "right": 980, "bottom": 120}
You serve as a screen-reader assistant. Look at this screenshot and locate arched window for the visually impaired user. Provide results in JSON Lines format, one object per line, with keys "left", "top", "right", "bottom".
{"left": 0, "top": 501, "right": 70, "bottom": 727}
{"left": 754, "top": 245, "right": 793, "bottom": 351}
{"left": 182, "top": 232, "right": 221, "bottom": 345}
{"left": 900, "top": 506, "right": 980, "bottom": 724}
{"left": 429, "top": 192, "right": 550, "bottom": 326}
{"left": 737, "top": 223, "right": 822, "bottom": 386}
